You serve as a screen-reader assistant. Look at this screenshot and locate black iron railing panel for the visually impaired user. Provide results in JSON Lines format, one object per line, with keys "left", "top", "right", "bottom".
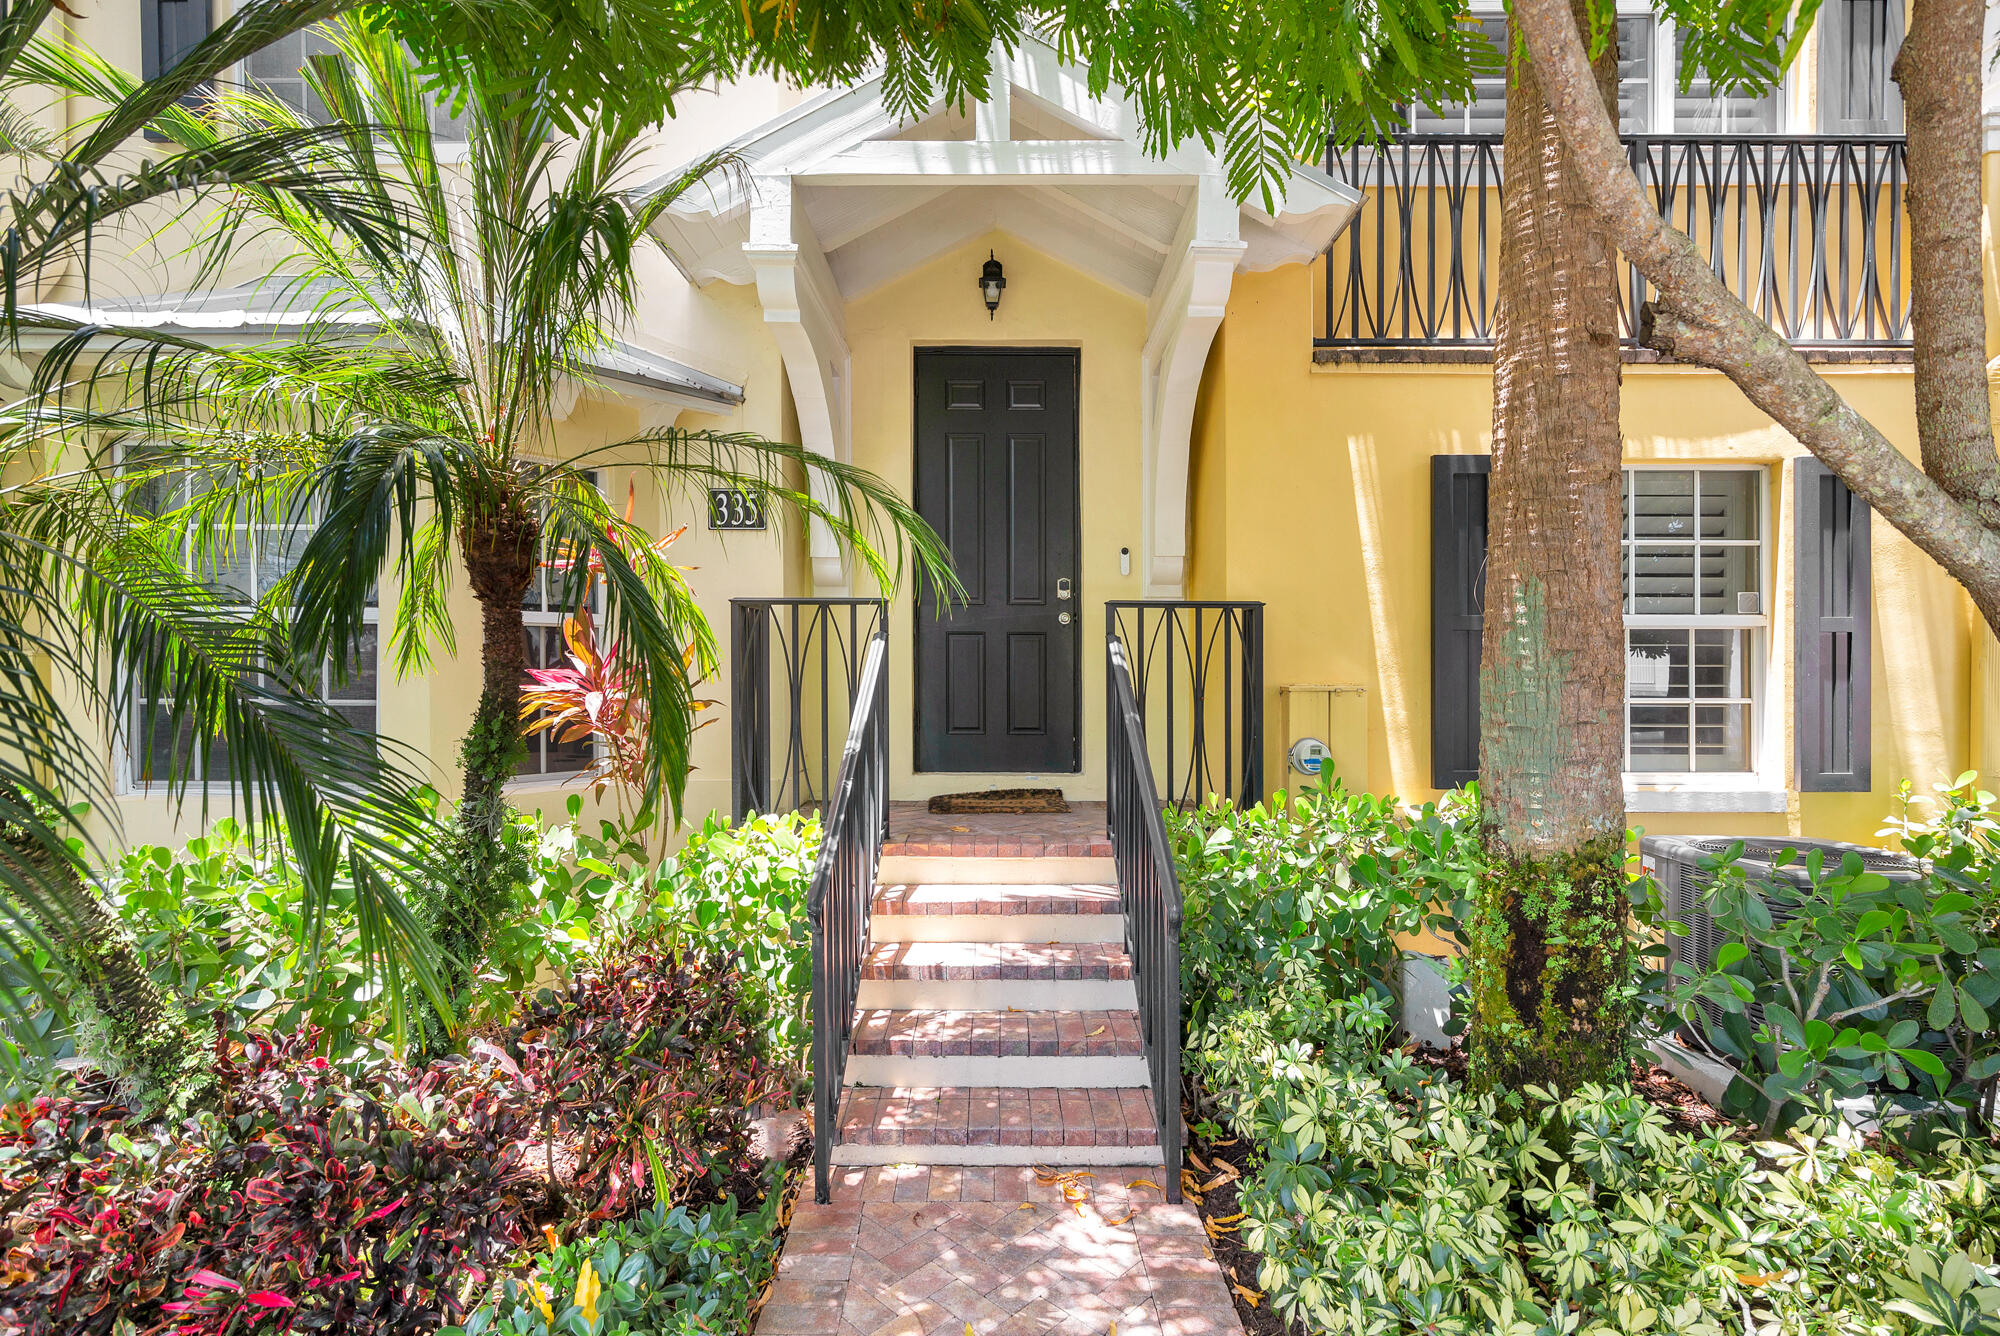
{"left": 1105, "top": 601, "right": 1264, "bottom": 811}
{"left": 730, "top": 598, "right": 889, "bottom": 822}
{"left": 1319, "top": 133, "right": 1909, "bottom": 351}
{"left": 806, "top": 629, "right": 889, "bottom": 1205}
{"left": 1106, "top": 635, "right": 1184, "bottom": 1202}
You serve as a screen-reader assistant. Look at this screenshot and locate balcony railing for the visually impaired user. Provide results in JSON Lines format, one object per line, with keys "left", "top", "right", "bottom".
{"left": 1318, "top": 133, "right": 1909, "bottom": 353}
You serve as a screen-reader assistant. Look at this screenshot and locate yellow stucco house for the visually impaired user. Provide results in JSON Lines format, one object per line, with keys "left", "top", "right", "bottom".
{"left": 51, "top": 0, "right": 2000, "bottom": 853}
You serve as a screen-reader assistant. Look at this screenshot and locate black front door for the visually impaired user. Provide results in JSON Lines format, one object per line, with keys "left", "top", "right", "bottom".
{"left": 914, "top": 348, "right": 1081, "bottom": 773}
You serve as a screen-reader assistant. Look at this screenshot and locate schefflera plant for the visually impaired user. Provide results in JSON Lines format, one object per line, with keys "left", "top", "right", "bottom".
{"left": 1190, "top": 990, "right": 1996, "bottom": 1336}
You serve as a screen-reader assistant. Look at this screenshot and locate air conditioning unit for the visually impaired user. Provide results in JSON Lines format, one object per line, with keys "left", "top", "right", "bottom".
{"left": 1639, "top": 835, "right": 1928, "bottom": 1035}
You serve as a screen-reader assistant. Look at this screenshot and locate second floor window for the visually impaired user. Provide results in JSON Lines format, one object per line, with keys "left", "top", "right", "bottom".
{"left": 1409, "top": 8, "right": 1901, "bottom": 137}
{"left": 245, "top": 25, "right": 468, "bottom": 138}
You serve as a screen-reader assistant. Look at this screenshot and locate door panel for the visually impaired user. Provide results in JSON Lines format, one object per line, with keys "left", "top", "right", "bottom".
{"left": 915, "top": 349, "right": 1080, "bottom": 773}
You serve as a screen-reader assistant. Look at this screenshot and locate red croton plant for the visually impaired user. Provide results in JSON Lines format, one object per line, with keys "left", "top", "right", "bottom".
{"left": 0, "top": 1027, "right": 538, "bottom": 1336}
{"left": 521, "top": 489, "right": 714, "bottom": 811}
{"left": 0, "top": 942, "right": 776, "bottom": 1334}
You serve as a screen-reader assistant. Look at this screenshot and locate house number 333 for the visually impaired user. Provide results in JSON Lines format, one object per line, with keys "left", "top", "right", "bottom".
{"left": 706, "top": 488, "right": 767, "bottom": 530}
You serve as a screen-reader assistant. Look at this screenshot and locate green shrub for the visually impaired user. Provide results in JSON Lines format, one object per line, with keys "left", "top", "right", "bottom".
{"left": 641, "top": 812, "right": 817, "bottom": 1078}
{"left": 1169, "top": 783, "right": 1479, "bottom": 1027}
{"left": 102, "top": 817, "right": 380, "bottom": 1057}
{"left": 1190, "top": 995, "right": 2000, "bottom": 1335}
{"left": 442, "top": 1174, "right": 785, "bottom": 1336}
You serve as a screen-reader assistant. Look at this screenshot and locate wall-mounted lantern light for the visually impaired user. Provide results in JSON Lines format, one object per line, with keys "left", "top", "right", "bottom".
{"left": 978, "top": 251, "right": 1006, "bottom": 318}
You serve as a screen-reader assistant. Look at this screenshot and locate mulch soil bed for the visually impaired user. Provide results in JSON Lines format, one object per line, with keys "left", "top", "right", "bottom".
{"left": 1180, "top": 1044, "right": 1737, "bottom": 1336}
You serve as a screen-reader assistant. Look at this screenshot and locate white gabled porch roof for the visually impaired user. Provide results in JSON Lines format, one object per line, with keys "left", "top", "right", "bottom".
{"left": 638, "top": 38, "right": 1361, "bottom": 595}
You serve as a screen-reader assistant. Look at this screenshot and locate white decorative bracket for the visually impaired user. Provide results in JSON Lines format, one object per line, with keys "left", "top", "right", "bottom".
{"left": 746, "top": 175, "right": 853, "bottom": 593}
{"left": 1141, "top": 176, "right": 1244, "bottom": 597}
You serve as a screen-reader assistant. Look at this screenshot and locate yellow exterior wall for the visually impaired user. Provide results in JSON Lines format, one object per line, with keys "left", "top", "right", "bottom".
{"left": 845, "top": 230, "right": 1150, "bottom": 802}
{"left": 1191, "top": 263, "right": 1978, "bottom": 847}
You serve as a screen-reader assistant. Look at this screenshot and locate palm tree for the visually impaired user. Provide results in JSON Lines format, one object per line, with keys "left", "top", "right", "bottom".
{"left": 34, "top": 19, "right": 952, "bottom": 1012}
{"left": 0, "top": 0, "right": 474, "bottom": 1107}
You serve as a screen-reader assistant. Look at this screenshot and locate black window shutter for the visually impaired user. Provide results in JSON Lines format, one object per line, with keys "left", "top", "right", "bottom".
{"left": 140, "top": 0, "right": 212, "bottom": 138}
{"left": 1795, "top": 457, "right": 1872, "bottom": 791}
{"left": 1431, "top": 455, "right": 1489, "bottom": 789}
{"left": 1817, "top": 0, "right": 1904, "bottom": 133}
{"left": 142, "top": 0, "right": 211, "bottom": 80}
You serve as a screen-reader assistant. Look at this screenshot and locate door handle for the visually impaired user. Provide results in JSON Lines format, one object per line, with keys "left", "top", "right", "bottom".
{"left": 1056, "top": 577, "right": 1073, "bottom": 601}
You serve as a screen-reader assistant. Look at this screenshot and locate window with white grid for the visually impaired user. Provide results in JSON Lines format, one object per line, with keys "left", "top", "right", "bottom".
{"left": 518, "top": 470, "right": 603, "bottom": 779}
{"left": 1623, "top": 467, "right": 1766, "bottom": 775}
{"left": 245, "top": 25, "right": 468, "bottom": 138}
{"left": 126, "top": 462, "right": 377, "bottom": 788}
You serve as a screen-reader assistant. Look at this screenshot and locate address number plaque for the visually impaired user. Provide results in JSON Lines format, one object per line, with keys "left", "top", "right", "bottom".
{"left": 706, "top": 488, "right": 768, "bottom": 531}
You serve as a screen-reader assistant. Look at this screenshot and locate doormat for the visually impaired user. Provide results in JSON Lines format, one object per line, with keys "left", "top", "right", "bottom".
{"left": 927, "top": 788, "right": 1071, "bottom": 815}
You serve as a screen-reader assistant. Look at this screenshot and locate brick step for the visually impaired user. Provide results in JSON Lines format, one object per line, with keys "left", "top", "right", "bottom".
{"left": 871, "top": 883, "right": 1121, "bottom": 916}
{"left": 876, "top": 854, "right": 1118, "bottom": 886}
{"left": 868, "top": 882, "right": 1124, "bottom": 945}
{"left": 854, "top": 942, "right": 1139, "bottom": 1011}
{"left": 859, "top": 941, "right": 1133, "bottom": 981}
{"left": 831, "top": 1086, "right": 1163, "bottom": 1166}
{"left": 843, "top": 1007, "right": 1151, "bottom": 1088}
{"left": 850, "top": 1008, "right": 1144, "bottom": 1058}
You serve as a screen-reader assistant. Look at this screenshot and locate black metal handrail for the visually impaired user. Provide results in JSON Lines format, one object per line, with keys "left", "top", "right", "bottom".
{"left": 806, "top": 629, "right": 889, "bottom": 1204}
{"left": 1106, "top": 634, "right": 1183, "bottom": 1202}
{"left": 1319, "top": 133, "right": 1909, "bottom": 351}
{"left": 1105, "top": 601, "right": 1264, "bottom": 810}
{"left": 730, "top": 598, "right": 888, "bottom": 821}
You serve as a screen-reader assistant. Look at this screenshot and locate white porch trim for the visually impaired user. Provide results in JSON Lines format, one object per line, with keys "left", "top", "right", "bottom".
{"left": 641, "top": 37, "right": 1363, "bottom": 599}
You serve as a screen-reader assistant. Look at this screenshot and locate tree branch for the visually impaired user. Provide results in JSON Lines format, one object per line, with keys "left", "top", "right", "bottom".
{"left": 1508, "top": 0, "right": 2000, "bottom": 636}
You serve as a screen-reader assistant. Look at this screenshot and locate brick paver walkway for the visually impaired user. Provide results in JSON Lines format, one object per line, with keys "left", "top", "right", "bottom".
{"left": 760, "top": 1165, "right": 1244, "bottom": 1336}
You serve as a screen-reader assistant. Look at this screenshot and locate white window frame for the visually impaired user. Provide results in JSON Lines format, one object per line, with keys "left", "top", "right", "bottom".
{"left": 1620, "top": 463, "right": 1783, "bottom": 809}
{"left": 1416, "top": 5, "right": 1796, "bottom": 136}
{"left": 510, "top": 468, "right": 607, "bottom": 788}
{"left": 230, "top": 9, "right": 470, "bottom": 146}
{"left": 119, "top": 455, "right": 380, "bottom": 796}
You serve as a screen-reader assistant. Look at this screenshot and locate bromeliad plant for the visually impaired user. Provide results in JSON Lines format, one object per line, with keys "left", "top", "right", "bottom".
{"left": 519, "top": 504, "right": 717, "bottom": 831}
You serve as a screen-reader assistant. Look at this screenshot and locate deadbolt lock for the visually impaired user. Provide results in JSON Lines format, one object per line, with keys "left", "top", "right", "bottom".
{"left": 1056, "top": 577, "right": 1073, "bottom": 601}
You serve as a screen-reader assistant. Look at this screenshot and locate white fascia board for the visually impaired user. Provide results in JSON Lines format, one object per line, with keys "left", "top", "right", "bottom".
{"left": 798, "top": 140, "right": 1197, "bottom": 186}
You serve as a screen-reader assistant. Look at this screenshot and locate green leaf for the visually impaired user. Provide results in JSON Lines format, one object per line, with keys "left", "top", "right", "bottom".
{"left": 1900, "top": 1047, "right": 1949, "bottom": 1083}
{"left": 1930, "top": 979, "right": 1958, "bottom": 1030}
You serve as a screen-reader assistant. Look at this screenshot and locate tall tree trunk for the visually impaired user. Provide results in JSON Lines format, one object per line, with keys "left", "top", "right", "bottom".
{"left": 432, "top": 487, "right": 540, "bottom": 1008}
{"left": 7, "top": 830, "right": 203, "bottom": 1111}
{"left": 1894, "top": 0, "right": 2000, "bottom": 529}
{"left": 1465, "top": 2, "right": 1635, "bottom": 1092}
{"left": 1508, "top": 0, "right": 2000, "bottom": 640}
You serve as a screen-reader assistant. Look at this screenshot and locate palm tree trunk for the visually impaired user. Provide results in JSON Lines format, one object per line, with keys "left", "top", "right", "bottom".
{"left": 7, "top": 830, "right": 202, "bottom": 1111}
{"left": 433, "top": 491, "right": 541, "bottom": 1002}
{"left": 1465, "top": 3, "right": 1635, "bottom": 1093}
{"left": 1893, "top": 0, "right": 2000, "bottom": 531}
